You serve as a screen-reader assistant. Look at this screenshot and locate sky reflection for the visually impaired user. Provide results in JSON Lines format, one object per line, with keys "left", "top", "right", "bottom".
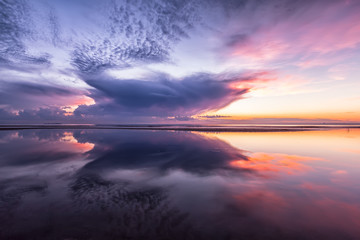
{"left": 0, "top": 129, "right": 360, "bottom": 239}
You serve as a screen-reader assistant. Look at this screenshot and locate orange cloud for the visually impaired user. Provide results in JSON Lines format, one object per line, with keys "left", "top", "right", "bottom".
{"left": 230, "top": 152, "right": 322, "bottom": 176}
{"left": 60, "top": 131, "right": 94, "bottom": 152}
{"left": 61, "top": 95, "right": 95, "bottom": 116}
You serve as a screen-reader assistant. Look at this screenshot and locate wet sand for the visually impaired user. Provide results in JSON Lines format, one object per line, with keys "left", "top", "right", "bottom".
{"left": 1, "top": 128, "right": 360, "bottom": 239}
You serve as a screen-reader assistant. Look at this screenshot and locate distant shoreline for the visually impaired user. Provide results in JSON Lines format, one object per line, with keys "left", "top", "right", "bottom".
{"left": 0, "top": 124, "right": 359, "bottom": 132}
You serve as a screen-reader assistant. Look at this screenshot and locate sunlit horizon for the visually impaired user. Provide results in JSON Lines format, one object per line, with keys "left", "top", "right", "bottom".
{"left": 1, "top": 0, "right": 359, "bottom": 124}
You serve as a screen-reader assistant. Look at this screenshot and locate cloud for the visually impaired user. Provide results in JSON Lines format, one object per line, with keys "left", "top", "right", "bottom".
{"left": 0, "top": 0, "right": 52, "bottom": 68}
{"left": 0, "top": 0, "right": 29, "bottom": 57}
{"left": 71, "top": 0, "right": 202, "bottom": 73}
{"left": 217, "top": 0, "right": 360, "bottom": 67}
{"left": 0, "top": 81, "right": 86, "bottom": 110}
{"left": 0, "top": 69, "right": 267, "bottom": 123}
{"left": 0, "top": 107, "right": 71, "bottom": 123}
{"left": 0, "top": 0, "right": 198, "bottom": 74}
{"left": 198, "top": 115, "right": 230, "bottom": 119}
{"left": 2, "top": 82, "right": 75, "bottom": 96}
{"left": 74, "top": 72, "right": 253, "bottom": 119}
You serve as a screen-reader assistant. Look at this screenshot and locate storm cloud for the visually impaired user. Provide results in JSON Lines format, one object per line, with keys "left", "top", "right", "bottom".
{"left": 74, "top": 72, "right": 253, "bottom": 119}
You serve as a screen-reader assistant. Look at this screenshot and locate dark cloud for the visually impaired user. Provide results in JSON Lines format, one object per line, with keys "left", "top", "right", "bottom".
{"left": 1, "top": 82, "right": 75, "bottom": 96}
{"left": 174, "top": 116, "right": 195, "bottom": 121}
{"left": 0, "top": 107, "right": 68, "bottom": 123}
{"left": 75, "top": 72, "right": 250, "bottom": 119}
{"left": 0, "top": 108, "right": 14, "bottom": 120}
{"left": 199, "top": 115, "right": 230, "bottom": 119}
{"left": 0, "top": 81, "right": 83, "bottom": 112}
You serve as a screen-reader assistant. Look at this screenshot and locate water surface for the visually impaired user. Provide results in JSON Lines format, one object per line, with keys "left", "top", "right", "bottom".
{"left": 0, "top": 128, "right": 359, "bottom": 239}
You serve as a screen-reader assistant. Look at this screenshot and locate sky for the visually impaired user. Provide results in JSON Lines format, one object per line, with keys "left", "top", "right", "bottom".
{"left": 0, "top": 0, "right": 360, "bottom": 124}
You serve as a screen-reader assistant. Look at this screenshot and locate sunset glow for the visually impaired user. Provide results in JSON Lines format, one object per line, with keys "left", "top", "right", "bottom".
{"left": 230, "top": 152, "right": 322, "bottom": 175}
{"left": 0, "top": 0, "right": 359, "bottom": 124}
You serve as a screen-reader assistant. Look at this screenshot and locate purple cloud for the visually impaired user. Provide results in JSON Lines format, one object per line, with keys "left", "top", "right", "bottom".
{"left": 74, "top": 72, "right": 254, "bottom": 120}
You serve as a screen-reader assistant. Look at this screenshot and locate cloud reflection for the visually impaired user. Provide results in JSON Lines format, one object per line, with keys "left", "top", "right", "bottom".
{"left": 230, "top": 152, "right": 323, "bottom": 176}
{"left": 1, "top": 129, "right": 360, "bottom": 239}
{"left": 77, "top": 130, "right": 249, "bottom": 175}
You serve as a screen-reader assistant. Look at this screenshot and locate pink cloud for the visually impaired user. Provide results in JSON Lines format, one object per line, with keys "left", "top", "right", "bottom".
{"left": 222, "top": 0, "right": 360, "bottom": 67}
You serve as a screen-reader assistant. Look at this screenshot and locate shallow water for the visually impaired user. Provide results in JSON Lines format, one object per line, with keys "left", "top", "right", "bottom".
{"left": 0, "top": 128, "right": 359, "bottom": 239}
